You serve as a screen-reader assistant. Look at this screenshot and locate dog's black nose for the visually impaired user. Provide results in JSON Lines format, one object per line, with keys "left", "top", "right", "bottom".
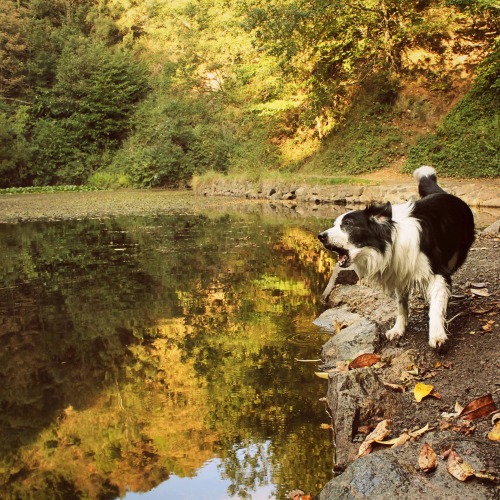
{"left": 318, "top": 231, "right": 327, "bottom": 243}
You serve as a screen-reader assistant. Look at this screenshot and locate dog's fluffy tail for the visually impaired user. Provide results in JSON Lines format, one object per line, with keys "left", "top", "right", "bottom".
{"left": 413, "top": 166, "right": 446, "bottom": 198}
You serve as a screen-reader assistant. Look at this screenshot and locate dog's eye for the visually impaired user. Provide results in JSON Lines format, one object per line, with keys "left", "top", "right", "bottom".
{"left": 343, "top": 219, "right": 352, "bottom": 227}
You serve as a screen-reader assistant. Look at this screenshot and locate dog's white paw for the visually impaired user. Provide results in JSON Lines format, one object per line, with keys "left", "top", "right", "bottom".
{"left": 429, "top": 329, "right": 448, "bottom": 348}
{"left": 385, "top": 326, "right": 405, "bottom": 341}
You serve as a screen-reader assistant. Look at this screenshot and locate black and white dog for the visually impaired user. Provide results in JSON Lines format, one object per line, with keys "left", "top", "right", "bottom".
{"left": 318, "top": 166, "right": 475, "bottom": 348}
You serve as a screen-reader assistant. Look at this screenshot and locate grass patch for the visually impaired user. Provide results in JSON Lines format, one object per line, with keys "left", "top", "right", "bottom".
{"left": 403, "top": 48, "right": 500, "bottom": 178}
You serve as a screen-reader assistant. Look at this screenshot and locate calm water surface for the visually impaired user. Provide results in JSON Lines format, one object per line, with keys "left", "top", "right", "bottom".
{"left": 0, "top": 204, "right": 339, "bottom": 499}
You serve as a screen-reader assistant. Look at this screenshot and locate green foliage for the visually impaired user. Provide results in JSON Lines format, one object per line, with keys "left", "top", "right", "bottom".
{"left": 404, "top": 47, "right": 500, "bottom": 177}
{"left": 0, "top": 0, "right": 499, "bottom": 187}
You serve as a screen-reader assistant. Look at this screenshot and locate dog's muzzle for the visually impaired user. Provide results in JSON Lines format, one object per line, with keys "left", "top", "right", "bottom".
{"left": 318, "top": 232, "right": 351, "bottom": 268}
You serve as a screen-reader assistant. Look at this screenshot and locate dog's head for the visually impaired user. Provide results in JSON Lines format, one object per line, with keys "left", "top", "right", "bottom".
{"left": 318, "top": 203, "right": 393, "bottom": 268}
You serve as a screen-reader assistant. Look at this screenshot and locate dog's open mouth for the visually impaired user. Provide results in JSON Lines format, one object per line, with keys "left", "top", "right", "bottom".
{"left": 327, "top": 245, "right": 351, "bottom": 268}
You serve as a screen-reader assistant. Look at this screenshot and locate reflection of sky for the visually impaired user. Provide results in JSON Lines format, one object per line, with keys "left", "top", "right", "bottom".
{"left": 125, "top": 453, "right": 275, "bottom": 500}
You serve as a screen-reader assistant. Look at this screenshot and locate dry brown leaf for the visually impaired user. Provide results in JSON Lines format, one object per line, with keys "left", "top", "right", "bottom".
{"left": 447, "top": 450, "right": 475, "bottom": 481}
{"left": 487, "top": 421, "right": 500, "bottom": 441}
{"left": 440, "top": 445, "right": 454, "bottom": 460}
{"left": 452, "top": 421, "right": 476, "bottom": 435}
{"left": 418, "top": 442, "right": 438, "bottom": 473}
{"left": 414, "top": 383, "right": 434, "bottom": 403}
{"left": 358, "top": 420, "right": 392, "bottom": 457}
{"left": 461, "top": 394, "right": 497, "bottom": 420}
{"left": 383, "top": 382, "right": 407, "bottom": 392}
{"left": 348, "top": 353, "right": 382, "bottom": 370}
{"left": 357, "top": 425, "right": 374, "bottom": 435}
{"left": 471, "top": 288, "right": 490, "bottom": 297}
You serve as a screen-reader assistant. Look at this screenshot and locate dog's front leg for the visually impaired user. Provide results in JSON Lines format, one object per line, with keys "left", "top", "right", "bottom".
{"left": 427, "top": 274, "right": 451, "bottom": 348}
{"left": 385, "top": 290, "right": 409, "bottom": 341}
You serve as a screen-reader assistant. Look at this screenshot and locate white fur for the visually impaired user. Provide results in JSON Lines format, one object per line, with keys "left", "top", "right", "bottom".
{"left": 413, "top": 165, "right": 436, "bottom": 181}
{"left": 323, "top": 201, "right": 441, "bottom": 347}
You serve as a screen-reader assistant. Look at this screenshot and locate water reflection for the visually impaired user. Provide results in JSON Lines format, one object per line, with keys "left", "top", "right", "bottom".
{"left": 0, "top": 208, "right": 337, "bottom": 499}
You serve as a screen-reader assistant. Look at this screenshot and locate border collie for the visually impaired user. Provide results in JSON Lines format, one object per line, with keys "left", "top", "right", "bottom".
{"left": 318, "top": 166, "right": 475, "bottom": 348}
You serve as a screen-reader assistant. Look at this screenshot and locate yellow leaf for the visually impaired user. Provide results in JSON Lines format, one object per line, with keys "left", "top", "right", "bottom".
{"left": 414, "top": 383, "right": 434, "bottom": 403}
{"left": 487, "top": 421, "right": 500, "bottom": 441}
{"left": 314, "top": 372, "right": 329, "bottom": 379}
{"left": 409, "top": 423, "right": 436, "bottom": 438}
{"left": 375, "top": 433, "right": 410, "bottom": 447}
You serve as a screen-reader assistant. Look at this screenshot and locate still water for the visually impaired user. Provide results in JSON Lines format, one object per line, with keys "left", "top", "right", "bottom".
{"left": 0, "top": 204, "right": 339, "bottom": 499}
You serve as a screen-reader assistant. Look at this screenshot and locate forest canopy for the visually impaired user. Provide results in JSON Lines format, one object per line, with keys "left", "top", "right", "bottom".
{"left": 0, "top": 0, "right": 499, "bottom": 188}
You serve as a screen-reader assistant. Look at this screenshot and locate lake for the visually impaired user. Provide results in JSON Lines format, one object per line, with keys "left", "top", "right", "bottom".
{"left": 0, "top": 199, "right": 342, "bottom": 499}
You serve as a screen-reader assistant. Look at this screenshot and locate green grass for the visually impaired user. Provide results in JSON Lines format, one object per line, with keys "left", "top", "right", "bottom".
{"left": 0, "top": 185, "right": 103, "bottom": 195}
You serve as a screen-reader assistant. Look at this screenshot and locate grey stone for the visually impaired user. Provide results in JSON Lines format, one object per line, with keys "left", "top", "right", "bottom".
{"left": 482, "top": 219, "right": 500, "bottom": 235}
{"left": 319, "top": 434, "right": 498, "bottom": 499}
{"left": 326, "top": 368, "right": 397, "bottom": 469}
{"left": 314, "top": 307, "right": 378, "bottom": 365}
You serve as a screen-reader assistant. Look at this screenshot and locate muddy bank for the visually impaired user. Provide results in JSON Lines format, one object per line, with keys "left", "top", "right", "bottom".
{"left": 315, "top": 226, "right": 499, "bottom": 498}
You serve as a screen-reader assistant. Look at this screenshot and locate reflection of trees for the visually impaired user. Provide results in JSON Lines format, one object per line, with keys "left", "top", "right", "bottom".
{"left": 0, "top": 212, "right": 334, "bottom": 498}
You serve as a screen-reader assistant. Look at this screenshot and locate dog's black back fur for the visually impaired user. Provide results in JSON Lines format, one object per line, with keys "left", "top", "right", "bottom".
{"left": 414, "top": 178, "right": 475, "bottom": 279}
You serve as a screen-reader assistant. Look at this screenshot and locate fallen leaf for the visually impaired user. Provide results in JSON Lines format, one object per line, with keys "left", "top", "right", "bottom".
{"left": 357, "top": 425, "right": 374, "bottom": 435}
{"left": 409, "top": 423, "right": 435, "bottom": 438}
{"left": 473, "top": 471, "right": 496, "bottom": 481}
{"left": 487, "top": 421, "right": 500, "bottom": 441}
{"left": 320, "top": 423, "right": 332, "bottom": 430}
{"left": 452, "top": 421, "right": 476, "bottom": 435}
{"left": 461, "top": 394, "right": 497, "bottom": 420}
{"left": 430, "top": 391, "right": 442, "bottom": 400}
{"left": 418, "top": 442, "right": 437, "bottom": 473}
{"left": 471, "top": 288, "right": 490, "bottom": 297}
{"left": 376, "top": 432, "right": 411, "bottom": 447}
{"left": 447, "top": 450, "right": 475, "bottom": 481}
{"left": 481, "top": 322, "right": 494, "bottom": 332}
{"left": 440, "top": 445, "right": 454, "bottom": 460}
{"left": 492, "top": 411, "right": 500, "bottom": 424}
{"left": 314, "top": 372, "right": 329, "bottom": 379}
{"left": 414, "top": 383, "right": 434, "bottom": 403}
{"left": 358, "top": 420, "right": 392, "bottom": 457}
{"left": 383, "top": 382, "right": 406, "bottom": 392}
{"left": 471, "top": 307, "right": 493, "bottom": 314}
{"left": 470, "top": 282, "right": 487, "bottom": 288}
{"left": 441, "top": 401, "right": 464, "bottom": 420}
{"left": 348, "top": 353, "right": 382, "bottom": 369}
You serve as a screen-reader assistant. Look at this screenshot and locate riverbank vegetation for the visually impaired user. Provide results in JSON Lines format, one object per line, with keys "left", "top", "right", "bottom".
{"left": 0, "top": 0, "right": 499, "bottom": 188}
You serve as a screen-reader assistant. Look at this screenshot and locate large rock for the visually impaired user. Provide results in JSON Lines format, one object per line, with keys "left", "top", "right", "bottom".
{"left": 314, "top": 307, "right": 379, "bottom": 366}
{"left": 319, "top": 434, "right": 498, "bottom": 499}
{"left": 327, "top": 368, "right": 398, "bottom": 469}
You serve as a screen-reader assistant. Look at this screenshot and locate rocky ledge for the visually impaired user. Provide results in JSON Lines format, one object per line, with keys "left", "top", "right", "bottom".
{"left": 194, "top": 177, "right": 500, "bottom": 209}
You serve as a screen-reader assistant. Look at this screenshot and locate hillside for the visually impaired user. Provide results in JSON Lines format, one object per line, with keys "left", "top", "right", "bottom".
{"left": 0, "top": 0, "right": 499, "bottom": 188}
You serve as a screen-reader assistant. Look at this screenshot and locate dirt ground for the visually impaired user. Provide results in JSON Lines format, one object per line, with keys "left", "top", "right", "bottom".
{"left": 373, "top": 229, "right": 500, "bottom": 475}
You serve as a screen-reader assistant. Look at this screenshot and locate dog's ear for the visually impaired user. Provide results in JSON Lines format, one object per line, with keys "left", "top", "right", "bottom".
{"left": 365, "top": 202, "right": 392, "bottom": 222}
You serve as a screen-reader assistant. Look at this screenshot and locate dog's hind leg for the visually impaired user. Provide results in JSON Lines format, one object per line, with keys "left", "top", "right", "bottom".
{"left": 427, "top": 274, "right": 451, "bottom": 348}
{"left": 385, "top": 290, "right": 409, "bottom": 341}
